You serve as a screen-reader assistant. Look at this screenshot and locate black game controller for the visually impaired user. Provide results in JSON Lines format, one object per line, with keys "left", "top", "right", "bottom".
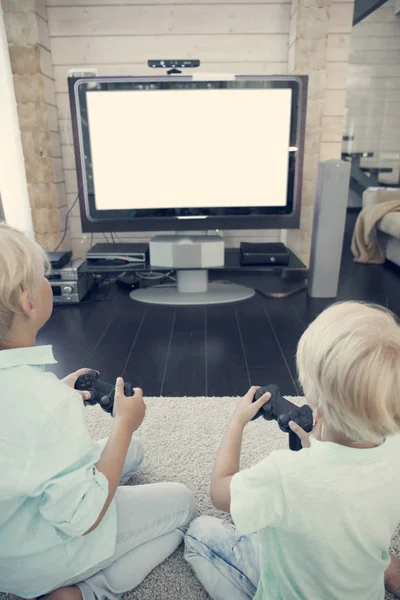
{"left": 252, "top": 384, "right": 313, "bottom": 451}
{"left": 75, "top": 369, "right": 133, "bottom": 414}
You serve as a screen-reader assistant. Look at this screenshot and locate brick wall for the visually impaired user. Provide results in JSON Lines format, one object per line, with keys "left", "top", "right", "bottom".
{"left": 286, "top": 0, "right": 354, "bottom": 263}
{"left": 2, "top": 0, "right": 69, "bottom": 250}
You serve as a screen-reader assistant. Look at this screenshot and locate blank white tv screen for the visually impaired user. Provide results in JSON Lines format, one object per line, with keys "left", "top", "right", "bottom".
{"left": 86, "top": 88, "right": 292, "bottom": 211}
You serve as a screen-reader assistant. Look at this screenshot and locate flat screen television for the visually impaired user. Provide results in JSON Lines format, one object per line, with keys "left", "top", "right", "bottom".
{"left": 68, "top": 75, "right": 307, "bottom": 233}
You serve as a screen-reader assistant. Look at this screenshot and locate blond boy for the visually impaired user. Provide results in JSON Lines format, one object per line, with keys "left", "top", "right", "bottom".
{"left": 0, "top": 224, "right": 195, "bottom": 600}
{"left": 184, "top": 301, "right": 400, "bottom": 600}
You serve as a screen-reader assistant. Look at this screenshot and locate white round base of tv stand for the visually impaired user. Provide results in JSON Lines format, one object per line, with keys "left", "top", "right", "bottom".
{"left": 129, "top": 269, "right": 255, "bottom": 306}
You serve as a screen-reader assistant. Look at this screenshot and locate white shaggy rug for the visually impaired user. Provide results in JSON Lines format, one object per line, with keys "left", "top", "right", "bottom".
{"left": 84, "top": 396, "right": 286, "bottom": 600}
{"left": 2, "top": 397, "right": 399, "bottom": 600}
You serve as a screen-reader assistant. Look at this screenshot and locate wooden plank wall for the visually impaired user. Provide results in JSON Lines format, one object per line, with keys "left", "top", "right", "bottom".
{"left": 46, "top": 0, "right": 291, "bottom": 256}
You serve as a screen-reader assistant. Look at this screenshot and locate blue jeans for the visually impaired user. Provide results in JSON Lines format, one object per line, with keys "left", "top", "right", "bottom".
{"left": 183, "top": 516, "right": 260, "bottom": 600}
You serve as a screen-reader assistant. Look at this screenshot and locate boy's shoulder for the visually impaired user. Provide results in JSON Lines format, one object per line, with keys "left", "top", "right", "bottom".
{"left": 1, "top": 364, "right": 80, "bottom": 420}
{"left": 268, "top": 445, "right": 312, "bottom": 470}
{"left": 269, "top": 434, "right": 400, "bottom": 479}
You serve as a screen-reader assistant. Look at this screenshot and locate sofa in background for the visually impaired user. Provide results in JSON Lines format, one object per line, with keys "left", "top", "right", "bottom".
{"left": 362, "top": 187, "right": 400, "bottom": 267}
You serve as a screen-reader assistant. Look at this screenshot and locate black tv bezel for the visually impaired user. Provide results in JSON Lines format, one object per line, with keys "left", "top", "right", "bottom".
{"left": 68, "top": 75, "right": 308, "bottom": 233}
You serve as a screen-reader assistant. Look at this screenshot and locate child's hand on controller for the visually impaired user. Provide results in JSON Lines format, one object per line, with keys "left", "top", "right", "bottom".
{"left": 113, "top": 377, "right": 146, "bottom": 432}
{"left": 62, "top": 368, "right": 97, "bottom": 402}
{"left": 289, "top": 410, "right": 322, "bottom": 448}
{"left": 233, "top": 386, "right": 272, "bottom": 427}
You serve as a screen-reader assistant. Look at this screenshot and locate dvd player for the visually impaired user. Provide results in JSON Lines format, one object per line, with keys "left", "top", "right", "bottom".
{"left": 46, "top": 258, "right": 94, "bottom": 303}
{"left": 87, "top": 243, "right": 149, "bottom": 265}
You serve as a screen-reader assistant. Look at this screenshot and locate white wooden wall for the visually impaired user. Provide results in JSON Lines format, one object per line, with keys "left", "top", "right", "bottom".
{"left": 46, "top": 0, "right": 291, "bottom": 257}
{"left": 343, "top": 0, "right": 400, "bottom": 182}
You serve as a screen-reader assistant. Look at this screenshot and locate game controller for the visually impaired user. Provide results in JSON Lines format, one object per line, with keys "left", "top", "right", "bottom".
{"left": 75, "top": 369, "right": 133, "bottom": 414}
{"left": 252, "top": 384, "right": 313, "bottom": 451}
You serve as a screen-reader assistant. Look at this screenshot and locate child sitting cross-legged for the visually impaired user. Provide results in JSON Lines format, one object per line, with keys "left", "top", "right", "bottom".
{"left": 0, "top": 223, "right": 196, "bottom": 600}
{"left": 183, "top": 301, "right": 400, "bottom": 600}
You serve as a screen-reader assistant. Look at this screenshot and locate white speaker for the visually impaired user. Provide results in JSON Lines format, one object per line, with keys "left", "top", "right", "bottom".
{"left": 150, "top": 235, "right": 224, "bottom": 269}
{"left": 308, "top": 159, "right": 351, "bottom": 298}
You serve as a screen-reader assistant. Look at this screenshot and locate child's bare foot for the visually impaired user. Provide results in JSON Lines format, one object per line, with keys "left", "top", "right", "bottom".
{"left": 42, "top": 587, "right": 83, "bottom": 600}
{"left": 9, "top": 585, "right": 82, "bottom": 600}
{"left": 385, "top": 553, "right": 400, "bottom": 598}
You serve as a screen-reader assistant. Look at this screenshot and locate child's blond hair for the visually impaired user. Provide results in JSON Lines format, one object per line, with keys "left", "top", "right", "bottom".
{"left": 0, "top": 223, "right": 49, "bottom": 343}
{"left": 297, "top": 301, "right": 400, "bottom": 445}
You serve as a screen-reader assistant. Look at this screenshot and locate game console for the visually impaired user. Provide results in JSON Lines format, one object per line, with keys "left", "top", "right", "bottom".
{"left": 47, "top": 258, "right": 94, "bottom": 304}
{"left": 87, "top": 243, "right": 149, "bottom": 265}
{"left": 240, "top": 242, "right": 290, "bottom": 266}
{"left": 75, "top": 369, "right": 133, "bottom": 414}
{"left": 252, "top": 384, "right": 313, "bottom": 451}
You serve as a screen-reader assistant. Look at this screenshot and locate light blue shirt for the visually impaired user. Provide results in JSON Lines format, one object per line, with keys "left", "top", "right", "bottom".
{"left": 231, "top": 434, "right": 400, "bottom": 600}
{"left": 0, "top": 346, "right": 117, "bottom": 597}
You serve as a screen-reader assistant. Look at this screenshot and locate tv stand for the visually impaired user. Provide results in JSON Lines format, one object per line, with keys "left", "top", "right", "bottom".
{"left": 130, "top": 269, "right": 255, "bottom": 305}
{"left": 81, "top": 247, "right": 307, "bottom": 303}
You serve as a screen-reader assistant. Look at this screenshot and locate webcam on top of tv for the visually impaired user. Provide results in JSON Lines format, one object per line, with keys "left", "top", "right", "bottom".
{"left": 147, "top": 59, "right": 200, "bottom": 75}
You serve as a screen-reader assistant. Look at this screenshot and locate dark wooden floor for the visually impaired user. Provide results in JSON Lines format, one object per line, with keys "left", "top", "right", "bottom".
{"left": 38, "top": 213, "right": 400, "bottom": 397}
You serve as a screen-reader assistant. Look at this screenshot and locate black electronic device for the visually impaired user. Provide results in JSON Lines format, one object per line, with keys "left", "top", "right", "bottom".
{"left": 75, "top": 369, "right": 133, "bottom": 414}
{"left": 148, "top": 59, "right": 200, "bottom": 69}
{"left": 68, "top": 75, "right": 307, "bottom": 235}
{"left": 47, "top": 250, "right": 72, "bottom": 269}
{"left": 116, "top": 273, "right": 142, "bottom": 291}
{"left": 252, "top": 384, "right": 313, "bottom": 451}
{"left": 240, "top": 242, "right": 290, "bottom": 266}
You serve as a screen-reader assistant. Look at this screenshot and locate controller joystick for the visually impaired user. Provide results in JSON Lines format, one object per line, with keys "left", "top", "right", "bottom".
{"left": 252, "top": 384, "right": 313, "bottom": 451}
{"left": 75, "top": 369, "right": 133, "bottom": 414}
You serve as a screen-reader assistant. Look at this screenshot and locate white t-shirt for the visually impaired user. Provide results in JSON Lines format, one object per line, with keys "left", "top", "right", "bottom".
{"left": 230, "top": 434, "right": 400, "bottom": 600}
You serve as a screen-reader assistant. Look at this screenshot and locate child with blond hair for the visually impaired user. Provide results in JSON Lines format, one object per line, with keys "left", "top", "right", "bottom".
{"left": 0, "top": 223, "right": 196, "bottom": 600}
{"left": 184, "top": 301, "right": 400, "bottom": 600}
